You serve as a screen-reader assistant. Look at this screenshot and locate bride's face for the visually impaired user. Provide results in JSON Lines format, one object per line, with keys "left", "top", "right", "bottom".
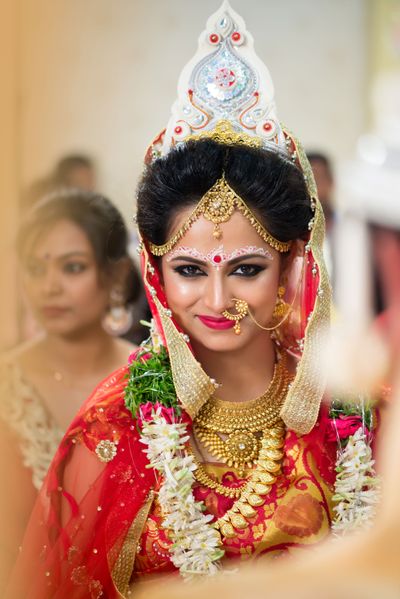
{"left": 161, "top": 208, "right": 282, "bottom": 353}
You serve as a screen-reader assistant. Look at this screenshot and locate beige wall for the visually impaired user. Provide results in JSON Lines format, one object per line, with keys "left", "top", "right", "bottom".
{"left": 0, "top": 1, "right": 20, "bottom": 349}
{"left": 19, "top": 0, "right": 369, "bottom": 222}
{"left": 369, "top": 0, "right": 400, "bottom": 142}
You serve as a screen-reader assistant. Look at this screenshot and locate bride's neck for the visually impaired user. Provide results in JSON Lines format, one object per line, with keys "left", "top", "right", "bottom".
{"left": 192, "top": 332, "right": 277, "bottom": 403}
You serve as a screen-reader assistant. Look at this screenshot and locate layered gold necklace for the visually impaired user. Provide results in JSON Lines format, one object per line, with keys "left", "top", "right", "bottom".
{"left": 190, "top": 355, "right": 292, "bottom": 538}
{"left": 190, "top": 422, "right": 287, "bottom": 538}
{"left": 193, "top": 354, "right": 291, "bottom": 476}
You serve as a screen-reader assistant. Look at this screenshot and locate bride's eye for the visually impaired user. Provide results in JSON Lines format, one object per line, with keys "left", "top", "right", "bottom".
{"left": 230, "top": 264, "right": 265, "bottom": 277}
{"left": 173, "top": 264, "right": 206, "bottom": 277}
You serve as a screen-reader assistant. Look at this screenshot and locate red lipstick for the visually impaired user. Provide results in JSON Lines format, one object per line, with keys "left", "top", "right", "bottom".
{"left": 197, "top": 315, "right": 235, "bottom": 330}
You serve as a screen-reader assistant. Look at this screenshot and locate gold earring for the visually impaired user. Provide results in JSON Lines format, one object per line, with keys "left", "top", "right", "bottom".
{"left": 231, "top": 288, "right": 294, "bottom": 333}
{"left": 222, "top": 299, "right": 249, "bottom": 335}
{"left": 273, "top": 286, "right": 290, "bottom": 319}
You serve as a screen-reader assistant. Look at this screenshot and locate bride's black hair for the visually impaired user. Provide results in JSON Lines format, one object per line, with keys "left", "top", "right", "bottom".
{"left": 136, "top": 139, "right": 313, "bottom": 245}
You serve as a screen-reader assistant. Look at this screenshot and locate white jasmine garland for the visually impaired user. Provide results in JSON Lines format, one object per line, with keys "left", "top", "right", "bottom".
{"left": 332, "top": 427, "right": 381, "bottom": 534}
{"left": 139, "top": 408, "right": 224, "bottom": 579}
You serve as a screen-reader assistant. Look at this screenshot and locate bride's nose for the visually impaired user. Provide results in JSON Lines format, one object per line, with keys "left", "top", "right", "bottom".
{"left": 203, "top": 271, "right": 231, "bottom": 314}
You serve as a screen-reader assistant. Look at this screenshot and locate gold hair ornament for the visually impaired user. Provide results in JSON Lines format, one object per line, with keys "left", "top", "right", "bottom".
{"left": 148, "top": 174, "right": 292, "bottom": 256}
{"left": 185, "top": 119, "right": 262, "bottom": 149}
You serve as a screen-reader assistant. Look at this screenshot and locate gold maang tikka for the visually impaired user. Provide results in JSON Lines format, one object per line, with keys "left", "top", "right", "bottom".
{"left": 148, "top": 175, "right": 292, "bottom": 256}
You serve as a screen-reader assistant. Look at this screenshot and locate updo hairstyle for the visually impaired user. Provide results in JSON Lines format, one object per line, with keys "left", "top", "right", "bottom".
{"left": 136, "top": 139, "right": 312, "bottom": 246}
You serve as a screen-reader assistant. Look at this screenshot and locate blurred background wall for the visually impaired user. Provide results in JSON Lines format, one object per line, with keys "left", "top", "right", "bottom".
{"left": 2, "top": 0, "right": 400, "bottom": 349}
{"left": 1, "top": 1, "right": 20, "bottom": 349}
{"left": 19, "top": 0, "right": 369, "bottom": 221}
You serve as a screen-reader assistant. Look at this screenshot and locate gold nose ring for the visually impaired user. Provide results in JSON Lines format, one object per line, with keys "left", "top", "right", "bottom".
{"left": 222, "top": 299, "right": 249, "bottom": 335}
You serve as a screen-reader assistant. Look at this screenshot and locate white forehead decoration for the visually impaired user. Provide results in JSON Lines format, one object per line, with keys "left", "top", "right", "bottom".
{"left": 149, "top": 0, "right": 291, "bottom": 161}
{"left": 166, "top": 245, "right": 274, "bottom": 265}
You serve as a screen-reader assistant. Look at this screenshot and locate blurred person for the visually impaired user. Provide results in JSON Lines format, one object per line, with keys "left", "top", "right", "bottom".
{"left": 0, "top": 189, "right": 141, "bottom": 588}
{"left": 24, "top": 154, "right": 96, "bottom": 208}
{"left": 370, "top": 225, "right": 400, "bottom": 396}
{"left": 53, "top": 154, "right": 96, "bottom": 191}
{"left": 306, "top": 152, "right": 335, "bottom": 232}
{"left": 21, "top": 155, "right": 101, "bottom": 342}
{"left": 5, "top": 6, "right": 379, "bottom": 598}
{"left": 307, "top": 152, "right": 336, "bottom": 281}
{"left": 370, "top": 224, "right": 400, "bottom": 327}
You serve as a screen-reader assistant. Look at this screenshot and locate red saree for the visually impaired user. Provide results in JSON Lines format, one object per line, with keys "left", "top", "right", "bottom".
{"left": 6, "top": 364, "right": 338, "bottom": 599}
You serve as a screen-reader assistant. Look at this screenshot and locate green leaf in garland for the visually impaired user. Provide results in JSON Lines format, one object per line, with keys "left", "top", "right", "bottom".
{"left": 124, "top": 346, "right": 181, "bottom": 419}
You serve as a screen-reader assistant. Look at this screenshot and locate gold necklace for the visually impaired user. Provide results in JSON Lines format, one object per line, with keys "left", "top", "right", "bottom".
{"left": 193, "top": 355, "right": 291, "bottom": 474}
{"left": 190, "top": 426, "right": 285, "bottom": 499}
{"left": 190, "top": 423, "right": 286, "bottom": 538}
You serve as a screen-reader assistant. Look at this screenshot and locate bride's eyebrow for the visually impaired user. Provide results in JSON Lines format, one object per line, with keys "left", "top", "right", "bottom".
{"left": 228, "top": 254, "right": 269, "bottom": 266}
{"left": 169, "top": 256, "right": 205, "bottom": 265}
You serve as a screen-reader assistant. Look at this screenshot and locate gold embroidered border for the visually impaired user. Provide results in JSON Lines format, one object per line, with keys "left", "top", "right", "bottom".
{"left": 155, "top": 297, "right": 216, "bottom": 418}
{"left": 279, "top": 125, "right": 332, "bottom": 434}
{"left": 110, "top": 491, "right": 154, "bottom": 597}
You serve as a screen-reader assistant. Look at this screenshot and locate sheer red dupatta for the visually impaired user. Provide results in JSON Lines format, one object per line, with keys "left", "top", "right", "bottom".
{"left": 5, "top": 248, "right": 199, "bottom": 599}
{"left": 5, "top": 367, "right": 157, "bottom": 599}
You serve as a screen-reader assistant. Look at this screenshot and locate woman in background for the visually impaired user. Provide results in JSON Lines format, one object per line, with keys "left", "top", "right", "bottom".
{"left": 0, "top": 189, "right": 142, "bottom": 588}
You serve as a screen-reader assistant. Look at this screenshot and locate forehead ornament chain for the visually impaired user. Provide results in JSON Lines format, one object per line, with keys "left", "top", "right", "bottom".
{"left": 148, "top": 174, "right": 292, "bottom": 256}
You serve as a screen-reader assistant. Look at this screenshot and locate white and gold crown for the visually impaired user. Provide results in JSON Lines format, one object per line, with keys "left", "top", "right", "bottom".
{"left": 147, "top": 1, "right": 291, "bottom": 162}
{"left": 145, "top": 1, "right": 318, "bottom": 257}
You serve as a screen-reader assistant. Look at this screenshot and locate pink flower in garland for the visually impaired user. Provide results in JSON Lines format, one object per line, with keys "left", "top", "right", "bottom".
{"left": 327, "top": 414, "right": 366, "bottom": 442}
{"left": 137, "top": 401, "right": 191, "bottom": 429}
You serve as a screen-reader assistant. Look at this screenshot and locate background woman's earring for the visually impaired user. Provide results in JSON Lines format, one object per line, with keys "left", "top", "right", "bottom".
{"left": 102, "top": 288, "right": 133, "bottom": 336}
{"left": 222, "top": 299, "right": 248, "bottom": 335}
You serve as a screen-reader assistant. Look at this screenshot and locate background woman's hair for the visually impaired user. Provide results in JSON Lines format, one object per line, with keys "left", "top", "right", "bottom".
{"left": 136, "top": 139, "right": 313, "bottom": 245}
{"left": 18, "top": 189, "right": 141, "bottom": 303}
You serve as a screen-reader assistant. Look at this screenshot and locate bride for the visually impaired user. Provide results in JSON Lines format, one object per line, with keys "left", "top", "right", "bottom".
{"left": 6, "top": 4, "right": 378, "bottom": 598}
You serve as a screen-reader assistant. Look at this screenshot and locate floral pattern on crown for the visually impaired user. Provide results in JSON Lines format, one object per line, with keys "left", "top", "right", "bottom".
{"left": 149, "top": 1, "right": 289, "bottom": 161}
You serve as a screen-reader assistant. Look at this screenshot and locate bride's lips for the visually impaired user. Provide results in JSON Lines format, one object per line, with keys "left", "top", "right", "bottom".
{"left": 197, "top": 315, "right": 235, "bottom": 330}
